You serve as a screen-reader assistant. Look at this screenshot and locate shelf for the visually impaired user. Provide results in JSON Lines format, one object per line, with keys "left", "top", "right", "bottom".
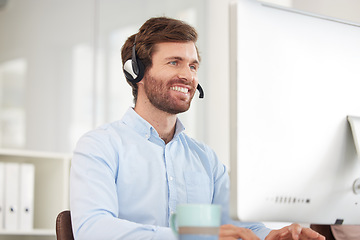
{"left": 0, "top": 228, "right": 55, "bottom": 236}
{"left": 0, "top": 149, "right": 71, "bottom": 239}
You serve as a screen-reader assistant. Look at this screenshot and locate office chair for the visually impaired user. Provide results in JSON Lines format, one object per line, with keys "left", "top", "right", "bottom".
{"left": 56, "top": 210, "right": 75, "bottom": 240}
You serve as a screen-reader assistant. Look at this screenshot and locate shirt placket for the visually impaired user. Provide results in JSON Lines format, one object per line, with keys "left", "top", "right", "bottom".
{"left": 164, "top": 141, "right": 177, "bottom": 226}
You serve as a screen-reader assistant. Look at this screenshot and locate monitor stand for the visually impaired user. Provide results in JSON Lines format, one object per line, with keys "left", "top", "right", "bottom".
{"left": 348, "top": 115, "right": 360, "bottom": 194}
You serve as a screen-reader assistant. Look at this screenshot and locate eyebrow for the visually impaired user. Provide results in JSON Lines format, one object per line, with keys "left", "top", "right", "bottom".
{"left": 165, "top": 56, "right": 199, "bottom": 65}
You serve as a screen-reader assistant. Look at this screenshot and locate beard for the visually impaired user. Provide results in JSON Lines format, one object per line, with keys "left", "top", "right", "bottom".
{"left": 143, "top": 73, "right": 195, "bottom": 115}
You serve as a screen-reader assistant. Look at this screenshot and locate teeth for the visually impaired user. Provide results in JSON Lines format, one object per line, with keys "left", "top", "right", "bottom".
{"left": 171, "top": 86, "right": 188, "bottom": 93}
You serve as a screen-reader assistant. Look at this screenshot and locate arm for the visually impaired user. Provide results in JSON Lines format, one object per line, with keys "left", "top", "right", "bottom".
{"left": 70, "top": 132, "right": 176, "bottom": 240}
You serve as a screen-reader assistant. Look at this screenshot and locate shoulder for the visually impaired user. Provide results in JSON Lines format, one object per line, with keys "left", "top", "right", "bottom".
{"left": 79, "top": 119, "right": 132, "bottom": 142}
{"left": 74, "top": 120, "right": 128, "bottom": 158}
{"left": 72, "top": 121, "right": 128, "bottom": 173}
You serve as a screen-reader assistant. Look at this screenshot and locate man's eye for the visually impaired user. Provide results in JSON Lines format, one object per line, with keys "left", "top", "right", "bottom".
{"left": 190, "top": 65, "right": 198, "bottom": 71}
{"left": 169, "top": 61, "right": 177, "bottom": 65}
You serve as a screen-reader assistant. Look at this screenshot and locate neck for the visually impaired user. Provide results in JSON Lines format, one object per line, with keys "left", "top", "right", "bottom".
{"left": 134, "top": 101, "right": 177, "bottom": 144}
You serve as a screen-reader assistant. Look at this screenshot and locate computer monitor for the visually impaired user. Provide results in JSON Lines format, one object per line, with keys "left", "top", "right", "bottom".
{"left": 229, "top": 0, "right": 360, "bottom": 225}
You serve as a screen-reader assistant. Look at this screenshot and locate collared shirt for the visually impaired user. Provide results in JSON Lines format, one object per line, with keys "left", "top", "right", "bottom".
{"left": 70, "top": 107, "right": 271, "bottom": 240}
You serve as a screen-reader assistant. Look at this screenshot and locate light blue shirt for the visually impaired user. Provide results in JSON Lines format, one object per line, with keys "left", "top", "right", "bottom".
{"left": 70, "top": 108, "right": 271, "bottom": 240}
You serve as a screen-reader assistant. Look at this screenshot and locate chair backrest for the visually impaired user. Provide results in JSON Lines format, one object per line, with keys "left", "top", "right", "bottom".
{"left": 56, "top": 210, "right": 75, "bottom": 240}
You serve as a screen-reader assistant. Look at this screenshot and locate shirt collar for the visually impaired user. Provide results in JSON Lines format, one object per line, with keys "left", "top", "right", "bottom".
{"left": 121, "top": 107, "right": 185, "bottom": 141}
{"left": 173, "top": 118, "right": 185, "bottom": 139}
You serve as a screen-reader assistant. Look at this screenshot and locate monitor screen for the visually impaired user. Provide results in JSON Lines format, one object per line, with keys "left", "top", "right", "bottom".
{"left": 229, "top": 0, "right": 360, "bottom": 225}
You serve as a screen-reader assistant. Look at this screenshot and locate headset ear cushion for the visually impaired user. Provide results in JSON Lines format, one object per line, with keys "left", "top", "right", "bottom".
{"left": 134, "top": 57, "right": 145, "bottom": 83}
{"left": 123, "top": 59, "right": 136, "bottom": 80}
{"left": 123, "top": 57, "right": 145, "bottom": 83}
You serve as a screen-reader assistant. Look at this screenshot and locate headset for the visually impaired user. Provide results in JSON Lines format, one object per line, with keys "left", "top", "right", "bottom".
{"left": 123, "top": 40, "right": 204, "bottom": 99}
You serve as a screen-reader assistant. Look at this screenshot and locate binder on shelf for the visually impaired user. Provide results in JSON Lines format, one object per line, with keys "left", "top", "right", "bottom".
{"left": 4, "top": 162, "right": 20, "bottom": 230}
{"left": 0, "top": 162, "right": 4, "bottom": 229}
{"left": 19, "top": 163, "right": 35, "bottom": 230}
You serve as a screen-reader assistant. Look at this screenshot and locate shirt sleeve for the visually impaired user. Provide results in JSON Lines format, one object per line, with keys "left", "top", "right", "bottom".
{"left": 70, "top": 131, "right": 177, "bottom": 240}
{"left": 209, "top": 148, "right": 272, "bottom": 240}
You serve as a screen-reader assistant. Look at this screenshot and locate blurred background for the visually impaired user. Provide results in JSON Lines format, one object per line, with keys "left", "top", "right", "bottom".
{"left": 0, "top": 0, "right": 233, "bottom": 168}
{"left": 2, "top": 1, "right": 360, "bottom": 238}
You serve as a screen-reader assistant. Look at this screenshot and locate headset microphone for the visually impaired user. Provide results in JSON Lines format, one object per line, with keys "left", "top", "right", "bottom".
{"left": 197, "top": 84, "right": 204, "bottom": 98}
{"left": 123, "top": 39, "right": 204, "bottom": 98}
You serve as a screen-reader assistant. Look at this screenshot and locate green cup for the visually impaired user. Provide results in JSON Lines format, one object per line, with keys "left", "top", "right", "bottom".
{"left": 170, "top": 204, "right": 221, "bottom": 240}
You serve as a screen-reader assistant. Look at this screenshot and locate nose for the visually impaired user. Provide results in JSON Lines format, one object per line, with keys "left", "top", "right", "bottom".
{"left": 177, "top": 65, "right": 196, "bottom": 83}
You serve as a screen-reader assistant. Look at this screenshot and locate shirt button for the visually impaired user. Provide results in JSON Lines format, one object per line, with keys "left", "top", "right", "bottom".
{"left": 169, "top": 176, "right": 174, "bottom": 181}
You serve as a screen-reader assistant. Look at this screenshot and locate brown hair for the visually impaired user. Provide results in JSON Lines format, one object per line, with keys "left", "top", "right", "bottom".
{"left": 121, "top": 17, "right": 200, "bottom": 103}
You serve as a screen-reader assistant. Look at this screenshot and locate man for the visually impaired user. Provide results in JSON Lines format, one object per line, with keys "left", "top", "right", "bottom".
{"left": 70, "top": 17, "right": 324, "bottom": 240}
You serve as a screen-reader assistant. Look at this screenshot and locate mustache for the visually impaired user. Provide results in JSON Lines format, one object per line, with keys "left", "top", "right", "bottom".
{"left": 168, "top": 78, "right": 194, "bottom": 88}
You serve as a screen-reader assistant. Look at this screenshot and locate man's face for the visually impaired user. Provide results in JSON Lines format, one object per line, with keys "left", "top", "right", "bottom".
{"left": 142, "top": 41, "right": 199, "bottom": 114}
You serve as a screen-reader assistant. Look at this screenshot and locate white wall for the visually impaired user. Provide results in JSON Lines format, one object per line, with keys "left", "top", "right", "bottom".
{"left": 205, "top": 0, "right": 234, "bottom": 168}
{"left": 0, "top": 0, "right": 95, "bottom": 152}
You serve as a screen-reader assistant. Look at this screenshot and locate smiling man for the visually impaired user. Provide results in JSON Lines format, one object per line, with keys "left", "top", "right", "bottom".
{"left": 133, "top": 41, "right": 199, "bottom": 143}
{"left": 70, "top": 17, "right": 324, "bottom": 240}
